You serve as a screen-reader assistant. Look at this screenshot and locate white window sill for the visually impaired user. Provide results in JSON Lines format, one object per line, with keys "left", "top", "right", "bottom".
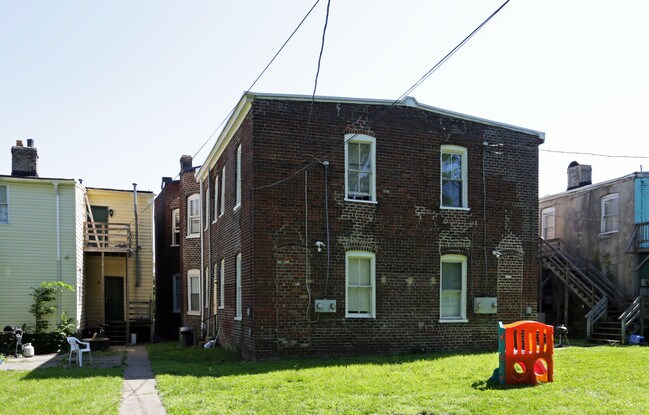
{"left": 440, "top": 206, "right": 470, "bottom": 212}
{"left": 218, "top": 306, "right": 225, "bottom": 310}
{"left": 170, "top": 244, "right": 179, "bottom": 248}
{"left": 186, "top": 234, "right": 200, "bottom": 239}
{"left": 233, "top": 204, "right": 241, "bottom": 213}
{"left": 345, "top": 314, "right": 375, "bottom": 319}
{"left": 172, "top": 310, "right": 180, "bottom": 314}
{"left": 212, "top": 220, "right": 217, "bottom": 224}
{"left": 439, "top": 318, "right": 468, "bottom": 323}
{"left": 344, "top": 198, "right": 377, "bottom": 205}
{"left": 219, "top": 213, "right": 225, "bottom": 218}
{"left": 187, "top": 311, "right": 200, "bottom": 315}
{"left": 234, "top": 316, "right": 242, "bottom": 321}
{"left": 599, "top": 230, "right": 618, "bottom": 236}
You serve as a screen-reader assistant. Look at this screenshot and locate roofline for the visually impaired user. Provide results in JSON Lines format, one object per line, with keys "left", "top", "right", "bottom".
{"left": 196, "top": 91, "right": 545, "bottom": 181}
{"left": 86, "top": 186, "right": 155, "bottom": 194}
{"left": 540, "top": 172, "right": 637, "bottom": 202}
{"left": 0, "top": 175, "right": 77, "bottom": 184}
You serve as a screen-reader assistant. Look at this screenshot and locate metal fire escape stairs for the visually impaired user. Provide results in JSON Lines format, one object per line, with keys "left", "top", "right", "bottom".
{"left": 540, "top": 238, "right": 642, "bottom": 343}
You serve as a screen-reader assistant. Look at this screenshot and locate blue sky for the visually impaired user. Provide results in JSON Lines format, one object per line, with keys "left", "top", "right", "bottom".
{"left": 1, "top": 1, "right": 648, "bottom": 197}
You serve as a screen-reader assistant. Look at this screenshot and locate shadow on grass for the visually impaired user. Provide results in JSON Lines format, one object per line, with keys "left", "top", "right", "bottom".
{"left": 470, "top": 377, "right": 537, "bottom": 391}
{"left": 146, "top": 342, "right": 498, "bottom": 379}
{"left": 21, "top": 365, "right": 124, "bottom": 380}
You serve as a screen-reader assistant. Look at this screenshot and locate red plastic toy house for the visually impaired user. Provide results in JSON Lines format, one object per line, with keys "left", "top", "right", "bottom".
{"left": 498, "top": 321, "right": 554, "bottom": 385}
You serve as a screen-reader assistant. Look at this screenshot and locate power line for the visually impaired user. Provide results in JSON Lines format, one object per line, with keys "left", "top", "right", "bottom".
{"left": 252, "top": 0, "right": 512, "bottom": 192}
{"left": 541, "top": 149, "right": 649, "bottom": 159}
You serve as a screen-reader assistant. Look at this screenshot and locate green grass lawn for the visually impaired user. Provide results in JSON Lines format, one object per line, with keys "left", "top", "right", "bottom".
{"left": 0, "top": 362, "right": 123, "bottom": 415}
{"left": 147, "top": 343, "right": 649, "bottom": 415}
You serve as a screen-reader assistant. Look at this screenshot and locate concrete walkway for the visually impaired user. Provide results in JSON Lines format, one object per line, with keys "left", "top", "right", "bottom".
{"left": 120, "top": 345, "right": 167, "bottom": 415}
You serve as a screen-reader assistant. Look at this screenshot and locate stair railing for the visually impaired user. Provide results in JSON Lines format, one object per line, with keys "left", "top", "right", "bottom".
{"left": 619, "top": 295, "right": 643, "bottom": 343}
{"left": 585, "top": 297, "right": 607, "bottom": 338}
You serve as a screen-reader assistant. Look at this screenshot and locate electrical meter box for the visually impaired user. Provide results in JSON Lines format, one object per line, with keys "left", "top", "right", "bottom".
{"left": 473, "top": 297, "right": 497, "bottom": 314}
{"left": 315, "top": 299, "right": 336, "bottom": 313}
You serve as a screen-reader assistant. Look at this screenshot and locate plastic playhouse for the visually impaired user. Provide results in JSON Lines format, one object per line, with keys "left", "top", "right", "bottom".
{"left": 497, "top": 320, "right": 554, "bottom": 385}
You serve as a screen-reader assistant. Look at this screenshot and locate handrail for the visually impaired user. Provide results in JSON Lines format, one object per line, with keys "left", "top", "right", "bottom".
{"left": 83, "top": 221, "right": 131, "bottom": 250}
{"left": 540, "top": 239, "right": 606, "bottom": 306}
{"left": 626, "top": 222, "right": 649, "bottom": 254}
{"left": 585, "top": 297, "right": 607, "bottom": 338}
{"left": 619, "top": 295, "right": 643, "bottom": 343}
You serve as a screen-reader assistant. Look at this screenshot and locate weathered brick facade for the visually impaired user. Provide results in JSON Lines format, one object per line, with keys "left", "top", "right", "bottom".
{"left": 154, "top": 156, "right": 201, "bottom": 338}
{"left": 187, "top": 93, "right": 544, "bottom": 359}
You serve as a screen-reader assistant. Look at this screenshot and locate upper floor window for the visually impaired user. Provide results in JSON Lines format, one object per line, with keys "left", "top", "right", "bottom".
{"left": 235, "top": 144, "right": 242, "bottom": 209}
{"left": 541, "top": 207, "right": 556, "bottom": 240}
{"left": 345, "top": 251, "right": 376, "bottom": 318}
{"left": 204, "top": 185, "right": 210, "bottom": 231}
{"left": 187, "top": 194, "right": 200, "bottom": 236}
{"left": 601, "top": 193, "right": 619, "bottom": 234}
{"left": 171, "top": 209, "right": 180, "bottom": 246}
{"left": 440, "top": 254, "right": 467, "bottom": 322}
{"left": 187, "top": 269, "right": 200, "bottom": 314}
{"left": 441, "top": 145, "right": 468, "bottom": 209}
{"left": 345, "top": 134, "right": 376, "bottom": 202}
{"left": 0, "top": 184, "right": 8, "bottom": 224}
{"left": 235, "top": 253, "right": 242, "bottom": 319}
{"left": 213, "top": 176, "right": 218, "bottom": 223}
{"left": 220, "top": 167, "right": 226, "bottom": 217}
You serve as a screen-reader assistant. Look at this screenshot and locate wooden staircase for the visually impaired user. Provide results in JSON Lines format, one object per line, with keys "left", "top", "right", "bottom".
{"left": 105, "top": 321, "right": 127, "bottom": 346}
{"left": 539, "top": 238, "right": 630, "bottom": 342}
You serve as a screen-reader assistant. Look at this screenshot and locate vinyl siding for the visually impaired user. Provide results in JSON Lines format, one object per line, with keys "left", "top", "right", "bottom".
{"left": 0, "top": 178, "right": 79, "bottom": 329}
{"left": 84, "top": 189, "right": 154, "bottom": 323}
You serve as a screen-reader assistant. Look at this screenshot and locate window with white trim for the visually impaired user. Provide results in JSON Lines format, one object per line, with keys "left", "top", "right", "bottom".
{"left": 204, "top": 266, "right": 209, "bottom": 308}
{"left": 235, "top": 144, "right": 241, "bottom": 209}
{"left": 219, "top": 259, "right": 225, "bottom": 309}
{"left": 213, "top": 176, "right": 218, "bottom": 223}
{"left": 172, "top": 274, "right": 181, "bottom": 313}
{"left": 205, "top": 185, "right": 210, "bottom": 230}
{"left": 0, "top": 184, "right": 8, "bottom": 224}
{"left": 187, "top": 194, "right": 200, "bottom": 236}
{"left": 187, "top": 269, "right": 200, "bottom": 313}
{"left": 213, "top": 263, "right": 219, "bottom": 311}
{"left": 345, "top": 251, "right": 376, "bottom": 318}
{"left": 345, "top": 134, "right": 376, "bottom": 202}
{"left": 441, "top": 145, "right": 468, "bottom": 209}
{"left": 171, "top": 209, "right": 180, "bottom": 246}
{"left": 220, "top": 167, "right": 226, "bottom": 216}
{"left": 601, "top": 193, "right": 619, "bottom": 234}
{"left": 440, "top": 255, "right": 467, "bottom": 321}
{"left": 541, "top": 207, "right": 555, "bottom": 240}
{"left": 235, "top": 253, "right": 242, "bottom": 319}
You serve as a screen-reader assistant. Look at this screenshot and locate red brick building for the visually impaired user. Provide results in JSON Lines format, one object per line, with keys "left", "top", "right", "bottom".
{"left": 159, "top": 92, "right": 544, "bottom": 359}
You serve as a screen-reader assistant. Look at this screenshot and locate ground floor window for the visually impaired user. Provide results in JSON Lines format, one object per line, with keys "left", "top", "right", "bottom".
{"left": 440, "top": 255, "right": 467, "bottom": 321}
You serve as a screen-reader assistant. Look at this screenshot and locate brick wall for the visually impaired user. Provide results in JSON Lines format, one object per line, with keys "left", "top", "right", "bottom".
{"left": 179, "top": 157, "right": 201, "bottom": 330}
{"left": 205, "top": 97, "right": 541, "bottom": 359}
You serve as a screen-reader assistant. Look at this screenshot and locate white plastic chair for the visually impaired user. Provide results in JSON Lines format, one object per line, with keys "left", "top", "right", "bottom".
{"left": 66, "top": 337, "right": 92, "bottom": 367}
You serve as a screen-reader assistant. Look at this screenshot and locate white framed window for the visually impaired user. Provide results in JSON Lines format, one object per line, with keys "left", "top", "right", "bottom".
{"left": 187, "top": 194, "right": 200, "bottom": 236}
{"left": 171, "top": 209, "right": 180, "bottom": 246}
{"left": 205, "top": 185, "right": 210, "bottom": 231}
{"left": 187, "top": 269, "right": 200, "bottom": 314}
{"left": 220, "top": 167, "right": 226, "bottom": 217}
{"left": 601, "top": 193, "right": 619, "bottom": 234}
{"left": 235, "top": 144, "right": 242, "bottom": 209}
{"left": 213, "top": 263, "right": 219, "bottom": 311}
{"left": 541, "top": 207, "right": 556, "bottom": 240}
{"left": 345, "top": 134, "right": 376, "bottom": 202}
{"left": 204, "top": 266, "right": 209, "bottom": 308}
{"left": 441, "top": 145, "right": 468, "bottom": 209}
{"left": 235, "top": 253, "right": 242, "bottom": 319}
{"left": 172, "top": 273, "right": 181, "bottom": 313}
{"left": 345, "top": 251, "right": 376, "bottom": 318}
{"left": 0, "top": 184, "right": 8, "bottom": 224}
{"left": 440, "top": 255, "right": 467, "bottom": 322}
{"left": 213, "top": 176, "right": 218, "bottom": 223}
{"left": 219, "top": 259, "right": 225, "bottom": 309}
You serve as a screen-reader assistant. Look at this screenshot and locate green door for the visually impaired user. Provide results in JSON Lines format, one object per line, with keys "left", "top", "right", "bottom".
{"left": 105, "top": 276, "right": 124, "bottom": 321}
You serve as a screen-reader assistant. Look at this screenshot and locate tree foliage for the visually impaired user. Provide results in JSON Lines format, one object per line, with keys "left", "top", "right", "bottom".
{"left": 28, "top": 281, "right": 74, "bottom": 334}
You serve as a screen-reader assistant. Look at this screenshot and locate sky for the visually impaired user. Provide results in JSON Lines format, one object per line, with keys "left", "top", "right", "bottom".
{"left": 1, "top": 1, "right": 648, "bottom": 198}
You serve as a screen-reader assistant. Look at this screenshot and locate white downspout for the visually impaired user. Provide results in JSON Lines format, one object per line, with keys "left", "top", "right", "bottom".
{"left": 53, "top": 181, "right": 62, "bottom": 325}
{"left": 199, "top": 180, "right": 205, "bottom": 331}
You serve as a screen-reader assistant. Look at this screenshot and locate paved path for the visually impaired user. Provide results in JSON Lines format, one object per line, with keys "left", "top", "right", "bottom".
{"left": 120, "top": 346, "right": 167, "bottom": 415}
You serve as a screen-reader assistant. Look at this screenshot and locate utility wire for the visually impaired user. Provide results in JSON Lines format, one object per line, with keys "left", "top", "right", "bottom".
{"left": 541, "top": 149, "right": 649, "bottom": 159}
{"left": 253, "top": 0, "right": 512, "bottom": 192}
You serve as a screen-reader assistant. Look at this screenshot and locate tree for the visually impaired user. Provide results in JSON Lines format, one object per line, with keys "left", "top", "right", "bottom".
{"left": 29, "top": 281, "right": 74, "bottom": 334}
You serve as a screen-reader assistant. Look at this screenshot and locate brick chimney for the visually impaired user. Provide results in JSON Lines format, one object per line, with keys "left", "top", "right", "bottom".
{"left": 180, "top": 155, "right": 193, "bottom": 173}
{"left": 11, "top": 139, "right": 39, "bottom": 177}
